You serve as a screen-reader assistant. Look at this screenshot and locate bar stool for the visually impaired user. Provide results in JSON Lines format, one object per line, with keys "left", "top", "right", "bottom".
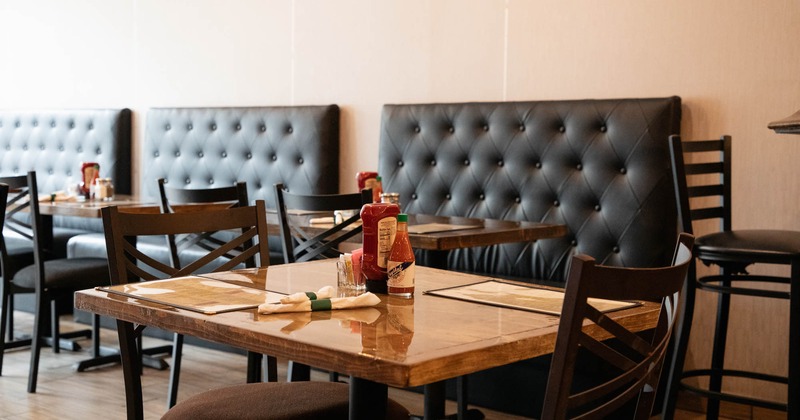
{"left": 663, "top": 135, "right": 800, "bottom": 419}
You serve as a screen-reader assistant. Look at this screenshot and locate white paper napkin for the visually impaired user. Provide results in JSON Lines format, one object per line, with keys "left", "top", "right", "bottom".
{"left": 259, "top": 292, "right": 380, "bottom": 314}
{"left": 279, "top": 286, "right": 336, "bottom": 304}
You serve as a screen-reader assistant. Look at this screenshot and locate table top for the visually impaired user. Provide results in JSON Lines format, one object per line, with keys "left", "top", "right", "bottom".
{"left": 37, "top": 194, "right": 156, "bottom": 218}
{"left": 75, "top": 259, "right": 659, "bottom": 389}
{"left": 287, "top": 212, "right": 568, "bottom": 251}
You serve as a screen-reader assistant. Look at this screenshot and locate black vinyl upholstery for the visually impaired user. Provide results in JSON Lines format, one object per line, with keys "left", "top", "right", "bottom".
{"left": 378, "top": 97, "right": 682, "bottom": 284}
{"left": 140, "top": 106, "right": 340, "bottom": 208}
{"left": 0, "top": 109, "right": 132, "bottom": 244}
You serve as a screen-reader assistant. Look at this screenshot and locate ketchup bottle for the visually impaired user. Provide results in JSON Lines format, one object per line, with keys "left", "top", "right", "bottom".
{"left": 360, "top": 202, "right": 400, "bottom": 293}
{"left": 387, "top": 214, "right": 415, "bottom": 297}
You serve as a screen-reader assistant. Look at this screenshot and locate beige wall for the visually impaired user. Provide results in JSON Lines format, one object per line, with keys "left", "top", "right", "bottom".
{"left": 1, "top": 0, "right": 798, "bottom": 406}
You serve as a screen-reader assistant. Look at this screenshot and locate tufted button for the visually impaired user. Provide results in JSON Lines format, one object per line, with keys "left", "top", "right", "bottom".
{"left": 411, "top": 193, "right": 418, "bottom": 199}
{"left": 154, "top": 151, "right": 160, "bottom": 157}
{"left": 271, "top": 154, "right": 277, "bottom": 161}
{"left": 40, "top": 145, "right": 45, "bottom": 150}
{"left": 553, "top": 200, "right": 560, "bottom": 207}
{"left": 66, "top": 171, "right": 71, "bottom": 176}
{"left": 4, "top": 146, "right": 8, "bottom": 151}
{"left": 221, "top": 151, "right": 227, "bottom": 158}
{"left": 464, "top": 159, "right": 470, "bottom": 166}
{"left": 613, "top": 246, "right": 620, "bottom": 253}
{"left": 198, "top": 152, "right": 204, "bottom": 158}
{"left": 571, "top": 239, "right": 577, "bottom": 246}
{"left": 209, "top": 179, "right": 214, "bottom": 185}
{"left": 430, "top": 160, "right": 436, "bottom": 166}
{"left": 33, "top": 121, "right": 38, "bottom": 127}
{"left": 48, "top": 169, "right": 53, "bottom": 174}
{"left": 515, "top": 197, "right": 521, "bottom": 203}
{"left": 165, "top": 124, "right": 171, "bottom": 131}
{"left": 558, "top": 126, "right": 565, "bottom": 133}
{"left": 77, "top": 147, "right": 82, "bottom": 152}
{"left": 483, "top": 125, "right": 489, "bottom": 132}
{"left": 88, "top": 123, "right": 93, "bottom": 130}
{"left": 260, "top": 125, "right": 267, "bottom": 132}
{"left": 446, "top": 193, "right": 451, "bottom": 200}
{"left": 235, "top": 124, "right": 242, "bottom": 130}
{"left": 414, "top": 126, "right": 420, "bottom": 133}
{"left": 50, "top": 121, "right": 56, "bottom": 127}
{"left": 397, "top": 160, "right": 404, "bottom": 167}
{"left": 15, "top": 122, "right": 20, "bottom": 128}
{"left": 22, "top": 145, "right": 27, "bottom": 151}
{"left": 519, "top": 125, "right": 526, "bottom": 132}
{"left": 594, "top": 205, "right": 601, "bottom": 211}
{"left": 576, "top": 163, "right": 582, "bottom": 170}
{"left": 619, "top": 167, "right": 627, "bottom": 174}
{"left": 58, "top": 145, "right": 64, "bottom": 151}
{"left": 298, "top": 157, "right": 304, "bottom": 164}
{"left": 497, "top": 160, "right": 504, "bottom": 167}
{"left": 246, "top": 153, "right": 252, "bottom": 159}
{"left": 448, "top": 126, "right": 454, "bottom": 133}
{"left": 185, "top": 179, "right": 191, "bottom": 184}
{"left": 211, "top": 124, "right": 217, "bottom": 130}
{"left": 69, "top": 122, "right": 75, "bottom": 128}
{"left": 96, "top": 148, "right": 101, "bottom": 154}
{"left": 175, "top": 151, "right": 181, "bottom": 157}
{"left": 600, "top": 125, "right": 607, "bottom": 132}
{"left": 187, "top": 124, "right": 193, "bottom": 130}
{"left": 287, "top": 126, "right": 293, "bottom": 134}
{"left": 535, "top": 162, "right": 542, "bottom": 169}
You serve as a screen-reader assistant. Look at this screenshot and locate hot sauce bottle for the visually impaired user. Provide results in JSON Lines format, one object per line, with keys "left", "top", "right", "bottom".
{"left": 360, "top": 202, "right": 400, "bottom": 293}
{"left": 387, "top": 214, "right": 415, "bottom": 297}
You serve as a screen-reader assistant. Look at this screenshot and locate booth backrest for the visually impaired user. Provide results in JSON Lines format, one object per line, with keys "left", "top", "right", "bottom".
{"left": 0, "top": 108, "right": 132, "bottom": 233}
{"left": 140, "top": 105, "right": 340, "bottom": 207}
{"left": 378, "top": 97, "right": 681, "bottom": 284}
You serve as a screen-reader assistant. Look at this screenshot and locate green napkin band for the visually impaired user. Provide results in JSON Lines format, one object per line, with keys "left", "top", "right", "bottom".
{"left": 310, "top": 299, "right": 332, "bottom": 311}
{"left": 305, "top": 291, "right": 318, "bottom": 300}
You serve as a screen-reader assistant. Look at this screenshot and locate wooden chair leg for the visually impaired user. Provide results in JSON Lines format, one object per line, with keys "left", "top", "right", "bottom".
{"left": 27, "top": 297, "right": 46, "bottom": 393}
{"left": 6, "top": 294, "right": 14, "bottom": 342}
{"left": 662, "top": 272, "right": 697, "bottom": 419}
{"left": 288, "top": 361, "right": 310, "bottom": 381}
{"left": 167, "top": 333, "right": 184, "bottom": 408}
{"left": 788, "top": 261, "right": 799, "bottom": 420}
{"left": 0, "top": 289, "right": 9, "bottom": 376}
{"left": 265, "top": 355, "right": 278, "bottom": 382}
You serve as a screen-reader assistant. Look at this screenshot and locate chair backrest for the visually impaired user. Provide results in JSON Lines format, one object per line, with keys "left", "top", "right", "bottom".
{"left": 669, "top": 135, "right": 731, "bottom": 234}
{"left": 101, "top": 200, "right": 270, "bottom": 284}
{"left": 0, "top": 172, "right": 48, "bottom": 283}
{"left": 157, "top": 178, "right": 250, "bottom": 269}
{"left": 541, "top": 233, "right": 694, "bottom": 420}
{"left": 273, "top": 183, "right": 371, "bottom": 264}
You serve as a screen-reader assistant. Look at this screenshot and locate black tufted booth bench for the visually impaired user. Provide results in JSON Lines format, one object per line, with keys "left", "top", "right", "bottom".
{"left": 69, "top": 105, "right": 340, "bottom": 266}
{"left": 378, "top": 96, "right": 682, "bottom": 415}
{"left": 0, "top": 109, "right": 131, "bottom": 315}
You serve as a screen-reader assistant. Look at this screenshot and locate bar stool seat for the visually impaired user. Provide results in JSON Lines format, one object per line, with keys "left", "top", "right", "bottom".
{"left": 663, "top": 135, "right": 799, "bottom": 419}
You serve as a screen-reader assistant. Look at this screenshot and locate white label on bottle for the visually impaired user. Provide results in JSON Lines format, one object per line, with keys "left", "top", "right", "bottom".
{"left": 376, "top": 217, "right": 397, "bottom": 268}
{"left": 387, "top": 261, "right": 415, "bottom": 288}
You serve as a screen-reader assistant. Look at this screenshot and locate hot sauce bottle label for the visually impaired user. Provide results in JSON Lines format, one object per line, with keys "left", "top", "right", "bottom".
{"left": 387, "top": 261, "right": 415, "bottom": 288}
{"left": 376, "top": 217, "right": 397, "bottom": 268}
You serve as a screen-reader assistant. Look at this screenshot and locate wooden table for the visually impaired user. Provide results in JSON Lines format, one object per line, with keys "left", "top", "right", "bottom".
{"left": 37, "top": 194, "right": 155, "bottom": 217}
{"left": 75, "top": 260, "right": 660, "bottom": 420}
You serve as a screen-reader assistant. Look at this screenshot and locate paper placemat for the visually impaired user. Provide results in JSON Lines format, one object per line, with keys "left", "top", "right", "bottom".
{"left": 98, "top": 277, "right": 286, "bottom": 315}
{"left": 424, "top": 280, "right": 639, "bottom": 316}
{"left": 407, "top": 223, "right": 482, "bottom": 234}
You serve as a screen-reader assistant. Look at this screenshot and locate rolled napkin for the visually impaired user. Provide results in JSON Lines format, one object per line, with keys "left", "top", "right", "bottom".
{"left": 279, "top": 285, "right": 336, "bottom": 304}
{"left": 38, "top": 191, "right": 76, "bottom": 203}
{"left": 259, "top": 292, "right": 380, "bottom": 314}
{"left": 309, "top": 216, "right": 335, "bottom": 225}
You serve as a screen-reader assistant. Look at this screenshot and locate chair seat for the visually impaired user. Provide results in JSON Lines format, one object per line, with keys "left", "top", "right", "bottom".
{"left": 697, "top": 229, "right": 800, "bottom": 263}
{"left": 162, "top": 381, "right": 410, "bottom": 420}
{"left": 11, "top": 258, "right": 110, "bottom": 291}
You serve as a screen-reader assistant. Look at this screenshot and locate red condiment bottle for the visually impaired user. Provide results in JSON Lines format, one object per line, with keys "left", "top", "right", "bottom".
{"left": 356, "top": 171, "right": 378, "bottom": 191}
{"left": 371, "top": 176, "right": 383, "bottom": 203}
{"left": 360, "top": 202, "right": 400, "bottom": 293}
{"left": 387, "top": 214, "right": 415, "bottom": 297}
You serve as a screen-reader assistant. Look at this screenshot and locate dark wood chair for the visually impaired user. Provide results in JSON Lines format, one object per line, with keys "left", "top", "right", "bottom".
{"left": 273, "top": 182, "right": 371, "bottom": 382}
{"left": 662, "top": 135, "right": 800, "bottom": 419}
{"left": 0, "top": 172, "right": 111, "bottom": 393}
{"left": 103, "top": 202, "right": 409, "bottom": 420}
{"left": 274, "top": 182, "right": 371, "bottom": 264}
{"left": 541, "top": 233, "right": 694, "bottom": 419}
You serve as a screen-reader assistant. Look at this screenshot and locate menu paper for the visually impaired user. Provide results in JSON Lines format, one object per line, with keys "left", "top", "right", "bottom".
{"left": 424, "top": 280, "right": 639, "bottom": 316}
{"left": 98, "top": 277, "right": 286, "bottom": 314}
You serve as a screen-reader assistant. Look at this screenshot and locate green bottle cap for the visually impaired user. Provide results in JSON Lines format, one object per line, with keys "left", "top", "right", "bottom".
{"left": 397, "top": 213, "right": 408, "bottom": 222}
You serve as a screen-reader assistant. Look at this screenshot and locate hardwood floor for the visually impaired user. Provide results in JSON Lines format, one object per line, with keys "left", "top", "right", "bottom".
{"left": 0, "top": 311, "right": 755, "bottom": 419}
